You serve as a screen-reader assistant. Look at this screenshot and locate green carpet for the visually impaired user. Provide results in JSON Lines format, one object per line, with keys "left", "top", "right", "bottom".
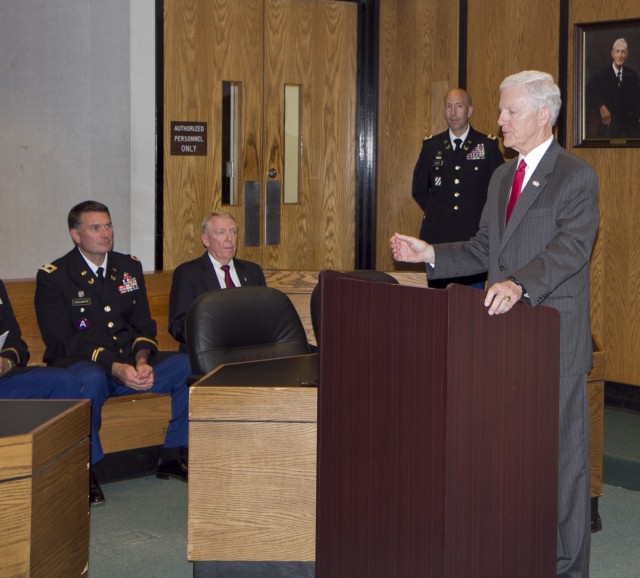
{"left": 603, "top": 407, "right": 640, "bottom": 491}
{"left": 88, "top": 407, "right": 640, "bottom": 577}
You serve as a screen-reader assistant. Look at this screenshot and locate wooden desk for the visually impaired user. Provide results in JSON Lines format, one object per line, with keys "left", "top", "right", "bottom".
{"left": 0, "top": 400, "right": 90, "bottom": 578}
{"left": 188, "top": 355, "right": 317, "bottom": 574}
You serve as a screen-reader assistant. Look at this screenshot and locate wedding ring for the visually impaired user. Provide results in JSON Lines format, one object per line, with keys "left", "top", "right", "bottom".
{"left": 503, "top": 296, "right": 511, "bottom": 302}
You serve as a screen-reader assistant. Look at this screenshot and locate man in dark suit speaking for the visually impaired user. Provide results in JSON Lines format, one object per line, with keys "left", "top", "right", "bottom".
{"left": 391, "top": 71, "right": 599, "bottom": 577}
{"left": 168, "top": 211, "right": 266, "bottom": 351}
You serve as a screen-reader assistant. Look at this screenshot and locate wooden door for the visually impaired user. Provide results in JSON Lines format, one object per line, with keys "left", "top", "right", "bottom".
{"left": 163, "top": 0, "right": 357, "bottom": 271}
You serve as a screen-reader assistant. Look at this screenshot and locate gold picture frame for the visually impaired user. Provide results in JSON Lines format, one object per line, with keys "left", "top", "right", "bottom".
{"left": 574, "top": 18, "right": 640, "bottom": 147}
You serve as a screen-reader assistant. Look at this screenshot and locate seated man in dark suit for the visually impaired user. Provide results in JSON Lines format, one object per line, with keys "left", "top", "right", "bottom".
{"left": 0, "top": 277, "right": 85, "bottom": 399}
{"left": 169, "top": 211, "right": 266, "bottom": 351}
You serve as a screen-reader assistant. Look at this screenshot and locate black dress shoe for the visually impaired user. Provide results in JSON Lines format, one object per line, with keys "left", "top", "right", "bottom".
{"left": 90, "top": 470, "right": 105, "bottom": 506}
{"left": 156, "top": 456, "right": 188, "bottom": 483}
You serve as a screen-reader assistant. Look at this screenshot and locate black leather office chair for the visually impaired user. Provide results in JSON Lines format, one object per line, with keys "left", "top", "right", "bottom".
{"left": 310, "top": 270, "right": 399, "bottom": 347}
{"left": 185, "top": 286, "right": 311, "bottom": 383}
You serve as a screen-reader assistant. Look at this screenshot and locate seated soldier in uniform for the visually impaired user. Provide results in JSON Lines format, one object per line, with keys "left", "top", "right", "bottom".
{"left": 35, "top": 200, "right": 191, "bottom": 505}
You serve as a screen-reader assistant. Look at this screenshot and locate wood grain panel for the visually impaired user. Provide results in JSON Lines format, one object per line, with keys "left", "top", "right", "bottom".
{"left": 588, "top": 378, "right": 604, "bottom": 497}
{"left": 190, "top": 386, "right": 316, "bottom": 422}
{"left": 0, "top": 401, "right": 89, "bottom": 578}
{"left": 164, "top": 0, "right": 264, "bottom": 269}
{"left": 144, "top": 270, "right": 179, "bottom": 351}
{"left": 467, "top": 1, "right": 560, "bottom": 149}
{"left": 0, "top": 477, "right": 30, "bottom": 578}
{"left": 263, "top": 0, "right": 357, "bottom": 269}
{"left": 30, "top": 400, "right": 90, "bottom": 475}
{"left": 189, "top": 419, "right": 316, "bottom": 561}
{"left": 30, "top": 441, "right": 89, "bottom": 578}
{"left": 376, "top": 0, "right": 459, "bottom": 271}
{"left": 0, "top": 433, "right": 33, "bottom": 482}
{"left": 567, "top": 2, "right": 640, "bottom": 385}
{"left": 100, "top": 393, "right": 170, "bottom": 453}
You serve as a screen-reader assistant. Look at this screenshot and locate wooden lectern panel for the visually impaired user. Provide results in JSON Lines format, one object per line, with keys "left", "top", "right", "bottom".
{"left": 316, "top": 275, "right": 560, "bottom": 578}
{"left": 0, "top": 400, "right": 90, "bottom": 578}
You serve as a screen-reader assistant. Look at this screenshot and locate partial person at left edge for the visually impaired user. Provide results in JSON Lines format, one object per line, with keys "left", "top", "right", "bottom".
{"left": 0, "top": 278, "right": 89, "bottom": 400}
{"left": 168, "top": 211, "right": 266, "bottom": 352}
{"left": 35, "top": 200, "right": 191, "bottom": 506}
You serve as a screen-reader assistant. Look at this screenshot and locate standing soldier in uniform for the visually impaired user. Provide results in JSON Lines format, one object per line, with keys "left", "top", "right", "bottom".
{"left": 35, "top": 200, "right": 190, "bottom": 505}
{"left": 412, "top": 88, "right": 504, "bottom": 288}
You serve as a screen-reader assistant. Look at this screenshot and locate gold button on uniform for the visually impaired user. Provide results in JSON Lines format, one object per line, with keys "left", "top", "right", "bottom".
{"left": 453, "top": 205, "right": 459, "bottom": 210}
{"left": 454, "top": 192, "right": 460, "bottom": 197}
{"left": 454, "top": 179, "right": 460, "bottom": 184}
{"left": 108, "top": 322, "right": 114, "bottom": 328}
{"left": 104, "top": 306, "right": 111, "bottom": 312}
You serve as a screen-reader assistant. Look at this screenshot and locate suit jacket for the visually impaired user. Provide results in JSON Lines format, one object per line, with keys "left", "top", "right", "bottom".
{"left": 430, "top": 140, "right": 600, "bottom": 376}
{"left": 587, "top": 65, "right": 640, "bottom": 138}
{"left": 0, "top": 279, "right": 30, "bottom": 366}
{"left": 35, "top": 247, "right": 158, "bottom": 370}
{"left": 412, "top": 126, "right": 503, "bottom": 243}
{"left": 168, "top": 252, "right": 266, "bottom": 349}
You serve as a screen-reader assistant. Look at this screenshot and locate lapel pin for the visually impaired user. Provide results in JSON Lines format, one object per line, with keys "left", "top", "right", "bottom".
{"left": 532, "top": 180, "right": 540, "bottom": 187}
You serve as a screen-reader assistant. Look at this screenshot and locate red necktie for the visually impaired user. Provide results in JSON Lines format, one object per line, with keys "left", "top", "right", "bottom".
{"left": 221, "top": 265, "right": 235, "bottom": 288}
{"left": 506, "top": 159, "right": 527, "bottom": 224}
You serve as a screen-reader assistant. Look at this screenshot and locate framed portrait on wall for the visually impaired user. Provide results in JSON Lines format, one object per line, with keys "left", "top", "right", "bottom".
{"left": 574, "top": 18, "right": 640, "bottom": 147}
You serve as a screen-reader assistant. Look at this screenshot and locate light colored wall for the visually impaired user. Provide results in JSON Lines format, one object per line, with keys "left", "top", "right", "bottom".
{"left": 0, "top": 0, "right": 156, "bottom": 279}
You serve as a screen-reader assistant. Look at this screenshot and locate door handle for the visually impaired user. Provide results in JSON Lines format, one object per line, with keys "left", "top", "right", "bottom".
{"left": 268, "top": 168, "right": 278, "bottom": 179}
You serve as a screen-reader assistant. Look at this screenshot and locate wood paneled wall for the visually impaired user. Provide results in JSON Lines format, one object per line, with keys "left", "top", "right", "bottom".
{"left": 568, "top": 1, "right": 640, "bottom": 385}
{"left": 466, "top": 1, "right": 561, "bottom": 145}
{"left": 376, "top": 0, "right": 459, "bottom": 271}
{"left": 376, "top": 0, "right": 640, "bottom": 385}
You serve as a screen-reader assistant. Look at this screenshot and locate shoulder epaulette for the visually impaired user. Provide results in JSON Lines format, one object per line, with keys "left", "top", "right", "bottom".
{"left": 423, "top": 134, "right": 433, "bottom": 141}
{"left": 130, "top": 255, "right": 140, "bottom": 261}
{"left": 487, "top": 134, "right": 497, "bottom": 140}
{"left": 39, "top": 263, "right": 57, "bottom": 274}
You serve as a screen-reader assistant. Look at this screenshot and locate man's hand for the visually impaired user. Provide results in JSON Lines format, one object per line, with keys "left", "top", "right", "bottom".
{"left": 484, "top": 280, "right": 522, "bottom": 315}
{"left": 599, "top": 104, "right": 611, "bottom": 127}
{"left": 390, "top": 233, "right": 435, "bottom": 264}
{"left": 111, "top": 361, "right": 154, "bottom": 391}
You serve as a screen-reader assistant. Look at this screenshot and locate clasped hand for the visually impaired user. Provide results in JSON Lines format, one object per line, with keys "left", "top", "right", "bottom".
{"left": 111, "top": 360, "right": 154, "bottom": 390}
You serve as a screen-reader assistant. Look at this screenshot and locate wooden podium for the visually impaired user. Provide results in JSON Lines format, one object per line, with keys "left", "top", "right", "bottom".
{"left": 0, "top": 399, "right": 90, "bottom": 578}
{"left": 316, "top": 274, "right": 561, "bottom": 578}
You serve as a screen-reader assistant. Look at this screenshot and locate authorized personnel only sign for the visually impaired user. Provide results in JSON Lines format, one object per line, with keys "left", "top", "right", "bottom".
{"left": 170, "top": 121, "right": 207, "bottom": 156}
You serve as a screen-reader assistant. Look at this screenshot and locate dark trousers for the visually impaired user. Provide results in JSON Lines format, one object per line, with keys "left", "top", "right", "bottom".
{"left": 66, "top": 352, "right": 191, "bottom": 464}
{"left": 0, "top": 366, "right": 83, "bottom": 398}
